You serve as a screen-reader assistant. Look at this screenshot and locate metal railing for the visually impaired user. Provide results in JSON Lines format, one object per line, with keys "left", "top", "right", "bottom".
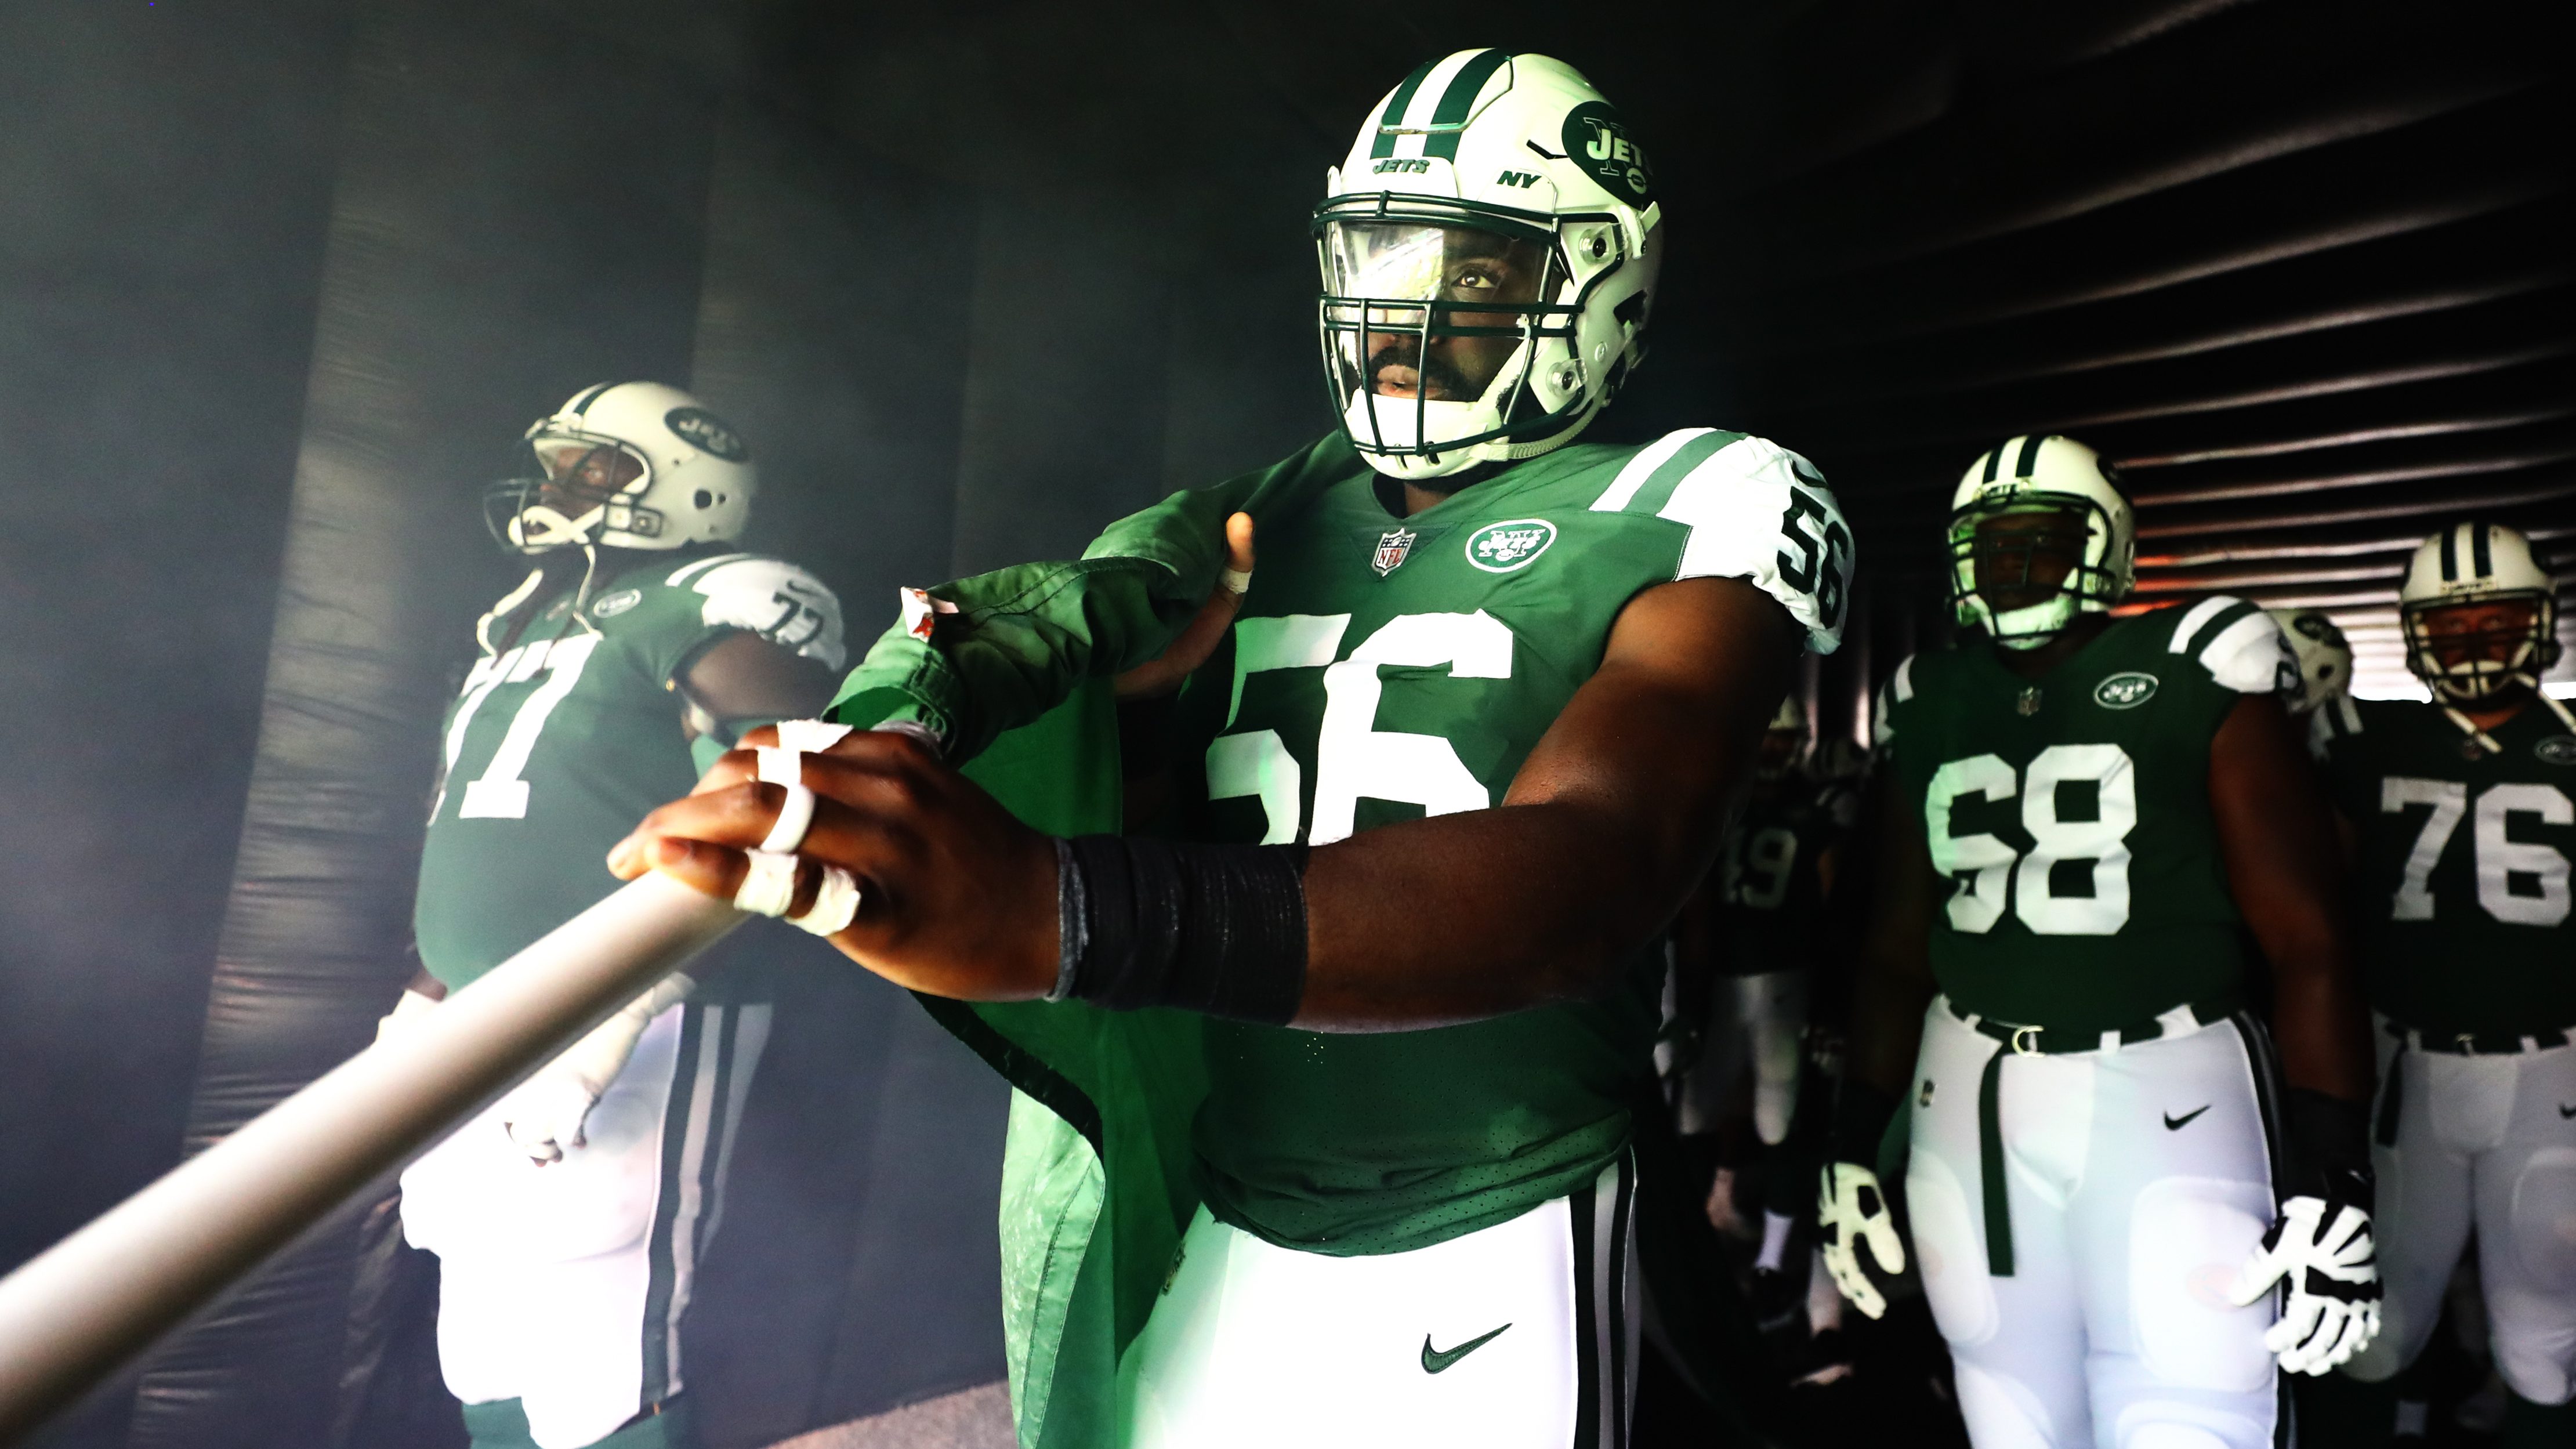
{"left": 0, "top": 873, "right": 743, "bottom": 1443}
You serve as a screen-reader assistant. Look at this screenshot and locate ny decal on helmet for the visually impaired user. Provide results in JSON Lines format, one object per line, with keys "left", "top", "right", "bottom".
{"left": 1316, "top": 50, "right": 1663, "bottom": 481}
{"left": 485, "top": 382, "right": 758, "bottom": 556}
{"left": 2398, "top": 520, "right": 2561, "bottom": 706}
{"left": 1944, "top": 434, "right": 2136, "bottom": 650}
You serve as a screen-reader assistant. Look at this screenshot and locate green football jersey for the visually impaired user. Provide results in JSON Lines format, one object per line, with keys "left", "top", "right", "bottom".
{"left": 2312, "top": 694, "right": 2576, "bottom": 1038}
{"left": 1158, "top": 426, "right": 1854, "bottom": 1254}
{"left": 1712, "top": 780, "right": 1842, "bottom": 977}
{"left": 1876, "top": 597, "right": 2298, "bottom": 1033}
{"left": 414, "top": 549, "right": 845, "bottom": 992}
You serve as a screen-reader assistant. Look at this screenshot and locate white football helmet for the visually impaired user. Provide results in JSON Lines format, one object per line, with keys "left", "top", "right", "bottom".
{"left": 2267, "top": 608, "right": 2355, "bottom": 716}
{"left": 1317, "top": 50, "right": 1662, "bottom": 481}
{"left": 1757, "top": 694, "right": 1809, "bottom": 781}
{"left": 486, "top": 382, "right": 756, "bottom": 554}
{"left": 2399, "top": 520, "right": 2560, "bottom": 704}
{"left": 1947, "top": 434, "right": 2135, "bottom": 649}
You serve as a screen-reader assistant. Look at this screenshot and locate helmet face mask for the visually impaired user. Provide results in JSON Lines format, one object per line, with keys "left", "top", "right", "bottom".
{"left": 483, "top": 382, "right": 755, "bottom": 555}
{"left": 1318, "top": 52, "right": 1662, "bottom": 481}
{"left": 1945, "top": 435, "right": 2134, "bottom": 650}
{"left": 1318, "top": 213, "right": 1578, "bottom": 465}
{"left": 2399, "top": 521, "right": 2561, "bottom": 706}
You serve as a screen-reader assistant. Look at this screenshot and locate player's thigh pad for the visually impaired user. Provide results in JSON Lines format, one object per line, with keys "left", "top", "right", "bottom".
{"left": 1120, "top": 1179, "right": 1630, "bottom": 1449}
{"left": 403, "top": 1005, "right": 689, "bottom": 1265}
{"left": 1741, "top": 970, "right": 1808, "bottom": 1146}
{"left": 2095, "top": 1024, "right": 2276, "bottom": 1400}
{"left": 2479, "top": 1039, "right": 2576, "bottom": 1405}
{"left": 2350, "top": 1032, "right": 2482, "bottom": 1383}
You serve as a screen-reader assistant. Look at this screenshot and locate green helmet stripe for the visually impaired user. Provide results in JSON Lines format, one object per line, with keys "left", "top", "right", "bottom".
{"left": 564, "top": 381, "right": 617, "bottom": 416}
{"left": 1981, "top": 444, "right": 2005, "bottom": 484}
{"left": 2440, "top": 522, "right": 2459, "bottom": 582}
{"left": 1370, "top": 60, "right": 1439, "bottom": 159}
{"left": 1424, "top": 49, "right": 1511, "bottom": 161}
{"left": 2013, "top": 432, "right": 2048, "bottom": 479}
{"left": 2471, "top": 518, "right": 2493, "bottom": 577}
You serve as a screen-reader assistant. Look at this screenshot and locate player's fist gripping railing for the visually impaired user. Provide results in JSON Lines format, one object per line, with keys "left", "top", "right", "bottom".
{"left": 0, "top": 872, "right": 745, "bottom": 1442}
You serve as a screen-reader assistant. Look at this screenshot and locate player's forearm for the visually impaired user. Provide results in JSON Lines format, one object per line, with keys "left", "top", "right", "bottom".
{"left": 2264, "top": 937, "right": 2373, "bottom": 1103}
{"left": 1845, "top": 946, "right": 1933, "bottom": 1099}
{"left": 1297, "top": 798, "right": 1715, "bottom": 1031}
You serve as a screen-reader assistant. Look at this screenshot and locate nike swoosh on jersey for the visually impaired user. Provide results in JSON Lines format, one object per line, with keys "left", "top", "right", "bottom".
{"left": 1421, "top": 1323, "right": 1512, "bottom": 1374}
{"left": 2163, "top": 1106, "right": 2211, "bottom": 1131}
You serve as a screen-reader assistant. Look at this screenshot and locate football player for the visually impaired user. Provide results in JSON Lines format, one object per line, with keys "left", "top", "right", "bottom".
{"left": 1672, "top": 696, "right": 1841, "bottom": 1292}
{"left": 2319, "top": 521, "right": 2576, "bottom": 1446}
{"left": 607, "top": 51, "right": 1853, "bottom": 1447}
{"left": 1820, "top": 435, "right": 2381, "bottom": 1448}
{"left": 385, "top": 383, "right": 845, "bottom": 1449}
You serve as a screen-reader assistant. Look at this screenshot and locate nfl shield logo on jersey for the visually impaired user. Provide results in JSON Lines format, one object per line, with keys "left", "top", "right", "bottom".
{"left": 1373, "top": 528, "right": 1418, "bottom": 577}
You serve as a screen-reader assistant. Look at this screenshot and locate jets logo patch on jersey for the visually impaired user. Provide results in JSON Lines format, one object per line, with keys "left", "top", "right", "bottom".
{"left": 2093, "top": 671, "right": 2159, "bottom": 709}
{"left": 588, "top": 588, "right": 642, "bottom": 618}
{"left": 2537, "top": 735, "right": 2576, "bottom": 767}
{"left": 1465, "top": 519, "right": 1556, "bottom": 573}
{"left": 1373, "top": 528, "right": 1418, "bottom": 577}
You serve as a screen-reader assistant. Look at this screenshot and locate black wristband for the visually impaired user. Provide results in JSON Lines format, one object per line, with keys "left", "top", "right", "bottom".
{"left": 1052, "top": 835, "right": 1309, "bottom": 1025}
{"left": 2281, "top": 1087, "right": 2374, "bottom": 1209}
{"left": 1830, "top": 1078, "right": 1900, "bottom": 1166}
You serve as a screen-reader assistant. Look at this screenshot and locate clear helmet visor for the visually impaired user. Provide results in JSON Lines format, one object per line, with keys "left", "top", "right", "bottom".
{"left": 528, "top": 433, "right": 648, "bottom": 512}
{"left": 483, "top": 431, "right": 651, "bottom": 553}
{"left": 1319, "top": 220, "right": 1557, "bottom": 408}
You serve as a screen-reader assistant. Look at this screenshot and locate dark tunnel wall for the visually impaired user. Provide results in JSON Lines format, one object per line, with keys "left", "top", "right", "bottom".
{"left": 0, "top": 5, "right": 349, "bottom": 1444}
{"left": 6, "top": 2, "right": 2571, "bottom": 1446}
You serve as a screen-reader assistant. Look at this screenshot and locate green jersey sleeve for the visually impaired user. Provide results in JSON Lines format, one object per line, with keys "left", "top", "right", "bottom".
{"left": 827, "top": 435, "right": 1359, "bottom": 760}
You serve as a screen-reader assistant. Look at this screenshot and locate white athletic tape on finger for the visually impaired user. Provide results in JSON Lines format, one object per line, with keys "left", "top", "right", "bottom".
{"left": 776, "top": 719, "right": 854, "bottom": 754}
{"left": 872, "top": 721, "right": 943, "bottom": 757}
{"left": 790, "top": 864, "right": 861, "bottom": 936}
{"left": 1219, "top": 566, "right": 1253, "bottom": 595}
{"left": 756, "top": 747, "right": 803, "bottom": 786}
{"left": 734, "top": 849, "right": 800, "bottom": 918}
{"left": 760, "top": 784, "right": 817, "bottom": 852}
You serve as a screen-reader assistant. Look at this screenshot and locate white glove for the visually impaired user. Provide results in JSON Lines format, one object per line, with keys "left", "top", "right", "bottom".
{"left": 499, "top": 973, "right": 695, "bottom": 1165}
{"left": 375, "top": 987, "right": 439, "bottom": 1045}
{"left": 2229, "top": 1196, "right": 2382, "bottom": 1374}
{"left": 1817, "top": 1161, "right": 1907, "bottom": 1320}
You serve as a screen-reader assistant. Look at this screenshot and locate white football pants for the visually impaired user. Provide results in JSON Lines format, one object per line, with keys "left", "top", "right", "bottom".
{"left": 2345, "top": 1024, "right": 2576, "bottom": 1405}
{"left": 1678, "top": 969, "right": 1808, "bottom": 1144}
{"left": 1907, "top": 1001, "right": 2281, "bottom": 1449}
{"left": 1118, "top": 1157, "right": 1638, "bottom": 1449}
{"left": 401, "top": 1001, "right": 770, "bottom": 1449}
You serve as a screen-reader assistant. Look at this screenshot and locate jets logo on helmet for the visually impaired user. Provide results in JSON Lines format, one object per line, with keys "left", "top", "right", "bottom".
{"left": 1316, "top": 50, "right": 1663, "bottom": 481}
{"left": 1945, "top": 434, "right": 2135, "bottom": 650}
{"left": 485, "top": 382, "right": 758, "bottom": 555}
{"left": 2266, "top": 607, "right": 2354, "bottom": 717}
{"left": 2398, "top": 520, "right": 2562, "bottom": 708}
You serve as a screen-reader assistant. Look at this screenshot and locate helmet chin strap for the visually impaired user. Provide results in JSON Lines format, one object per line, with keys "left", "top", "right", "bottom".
{"left": 2433, "top": 672, "right": 2576, "bottom": 755}
{"left": 508, "top": 502, "right": 598, "bottom": 553}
